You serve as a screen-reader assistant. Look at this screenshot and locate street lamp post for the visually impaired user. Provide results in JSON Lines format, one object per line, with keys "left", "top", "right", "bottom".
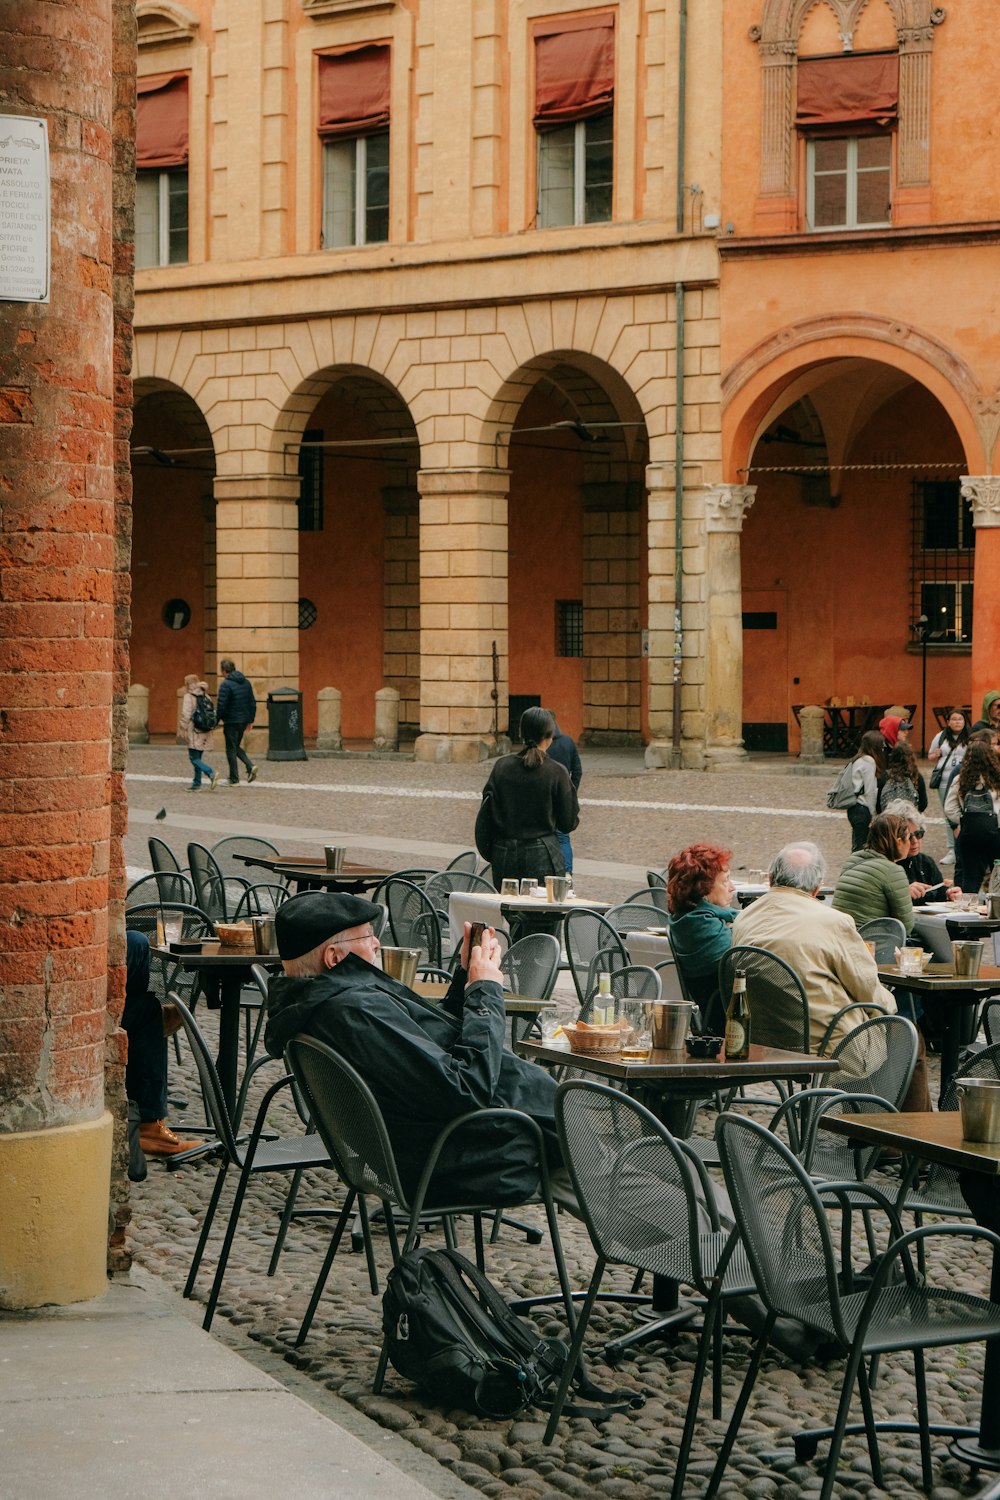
{"left": 916, "top": 613, "right": 929, "bottom": 755}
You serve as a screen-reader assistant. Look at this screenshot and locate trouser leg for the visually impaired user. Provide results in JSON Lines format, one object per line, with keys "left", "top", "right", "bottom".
{"left": 123, "top": 932, "right": 168, "bottom": 1121}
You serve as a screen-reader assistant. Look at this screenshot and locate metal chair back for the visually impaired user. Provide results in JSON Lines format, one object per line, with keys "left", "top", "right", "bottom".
{"left": 211, "top": 835, "right": 281, "bottom": 883}
{"left": 232, "top": 882, "right": 289, "bottom": 918}
{"left": 424, "top": 870, "right": 496, "bottom": 906}
{"left": 580, "top": 964, "right": 661, "bottom": 1018}
{"left": 148, "top": 836, "right": 183, "bottom": 876}
{"left": 646, "top": 869, "right": 667, "bottom": 891}
{"left": 500, "top": 932, "right": 561, "bottom": 1000}
{"left": 826, "top": 1013, "right": 918, "bottom": 1107}
{"left": 563, "top": 908, "right": 627, "bottom": 1005}
{"left": 719, "top": 944, "right": 810, "bottom": 1053}
{"left": 445, "top": 849, "right": 483, "bottom": 877}
{"left": 171, "top": 993, "right": 242, "bottom": 1160}
{"left": 187, "top": 841, "right": 246, "bottom": 921}
{"left": 605, "top": 902, "right": 668, "bottom": 934}
{"left": 377, "top": 876, "right": 443, "bottom": 967}
{"left": 127, "top": 870, "right": 195, "bottom": 907}
{"left": 856, "top": 916, "right": 907, "bottom": 963}
{"left": 622, "top": 885, "right": 668, "bottom": 913}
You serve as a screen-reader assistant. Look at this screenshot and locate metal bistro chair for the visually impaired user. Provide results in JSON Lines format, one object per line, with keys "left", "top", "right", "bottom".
{"left": 500, "top": 933, "right": 561, "bottom": 1047}
{"left": 719, "top": 944, "right": 811, "bottom": 1055}
{"left": 563, "top": 908, "right": 628, "bottom": 1008}
{"left": 541, "top": 1082, "right": 754, "bottom": 1500}
{"left": 187, "top": 842, "right": 251, "bottom": 922}
{"left": 856, "top": 916, "right": 907, "bottom": 964}
{"left": 706, "top": 1113, "right": 1000, "bottom": 1500}
{"left": 580, "top": 964, "right": 661, "bottom": 1021}
{"left": 172, "top": 995, "right": 337, "bottom": 1333}
{"left": 445, "top": 849, "right": 486, "bottom": 878}
{"left": 127, "top": 870, "right": 195, "bottom": 908}
{"left": 622, "top": 885, "right": 668, "bottom": 914}
{"left": 212, "top": 835, "right": 283, "bottom": 894}
{"left": 285, "top": 1036, "right": 574, "bottom": 1356}
{"left": 373, "top": 876, "right": 444, "bottom": 969}
{"left": 604, "top": 902, "right": 669, "bottom": 937}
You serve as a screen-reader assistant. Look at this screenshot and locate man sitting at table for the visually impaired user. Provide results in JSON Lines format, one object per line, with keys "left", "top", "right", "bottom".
{"left": 731, "top": 842, "right": 930, "bottom": 1110}
{"left": 264, "top": 891, "right": 562, "bottom": 1205}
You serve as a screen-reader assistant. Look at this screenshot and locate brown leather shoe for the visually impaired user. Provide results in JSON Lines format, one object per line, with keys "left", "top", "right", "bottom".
{"left": 138, "top": 1119, "right": 201, "bottom": 1156}
{"left": 161, "top": 1002, "right": 183, "bottom": 1038}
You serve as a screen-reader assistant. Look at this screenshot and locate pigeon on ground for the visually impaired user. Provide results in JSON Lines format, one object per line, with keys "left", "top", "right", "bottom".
{"left": 155, "top": 808, "right": 167, "bottom": 821}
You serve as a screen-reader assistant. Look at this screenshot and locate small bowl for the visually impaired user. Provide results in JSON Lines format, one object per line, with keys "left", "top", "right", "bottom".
{"left": 563, "top": 1022, "right": 626, "bottom": 1055}
{"left": 214, "top": 922, "right": 254, "bottom": 948}
{"left": 685, "top": 1035, "right": 724, "bottom": 1059}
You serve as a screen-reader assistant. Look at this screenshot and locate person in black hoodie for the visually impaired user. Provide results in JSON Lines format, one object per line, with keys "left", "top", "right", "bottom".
{"left": 217, "top": 658, "right": 258, "bottom": 786}
{"left": 264, "top": 892, "right": 561, "bottom": 1205}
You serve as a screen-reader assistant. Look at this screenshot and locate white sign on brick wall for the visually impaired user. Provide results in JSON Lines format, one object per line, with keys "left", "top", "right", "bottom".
{"left": 0, "top": 115, "right": 50, "bottom": 303}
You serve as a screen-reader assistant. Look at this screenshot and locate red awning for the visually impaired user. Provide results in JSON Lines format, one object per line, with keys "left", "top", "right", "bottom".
{"left": 534, "top": 14, "right": 614, "bottom": 128}
{"left": 796, "top": 52, "right": 899, "bottom": 128}
{"left": 136, "top": 73, "right": 189, "bottom": 169}
{"left": 318, "top": 45, "right": 391, "bottom": 139}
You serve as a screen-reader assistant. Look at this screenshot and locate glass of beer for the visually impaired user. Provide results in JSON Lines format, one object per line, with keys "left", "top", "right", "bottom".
{"left": 620, "top": 1001, "right": 652, "bottom": 1062}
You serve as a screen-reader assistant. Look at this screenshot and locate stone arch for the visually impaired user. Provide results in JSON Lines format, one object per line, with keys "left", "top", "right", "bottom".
{"left": 270, "top": 363, "right": 420, "bottom": 477}
{"left": 722, "top": 316, "right": 985, "bottom": 480}
{"left": 136, "top": 1, "right": 199, "bottom": 48}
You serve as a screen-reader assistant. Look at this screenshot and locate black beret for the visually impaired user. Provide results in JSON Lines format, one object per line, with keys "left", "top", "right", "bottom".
{"left": 275, "top": 891, "right": 381, "bottom": 960}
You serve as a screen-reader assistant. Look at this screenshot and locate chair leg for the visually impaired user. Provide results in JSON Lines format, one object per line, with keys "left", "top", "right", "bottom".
{"left": 541, "top": 1191, "right": 577, "bottom": 1334}
{"left": 704, "top": 1318, "right": 775, "bottom": 1500}
{"left": 267, "top": 1166, "right": 304, "bottom": 1276}
{"left": 203, "top": 1158, "right": 257, "bottom": 1331}
{"left": 912, "top": 1346, "right": 933, "bottom": 1492}
{"left": 542, "top": 1259, "right": 606, "bottom": 1445}
{"left": 357, "top": 1196, "right": 381, "bottom": 1292}
{"left": 819, "top": 1341, "right": 867, "bottom": 1500}
{"left": 294, "top": 1190, "right": 356, "bottom": 1348}
{"left": 712, "top": 1295, "right": 724, "bottom": 1418}
{"left": 855, "top": 1356, "right": 883, "bottom": 1489}
{"left": 473, "top": 1213, "right": 486, "bottom": 1272}
{"left": 382, "top": 1202, "right": 401, "bottom": 1270}
{"left": 671, "top": 1290, "right": 721, "bottom": 1500}
{"left": 184, "top": 1162, "right": 228, "bottom": 1298}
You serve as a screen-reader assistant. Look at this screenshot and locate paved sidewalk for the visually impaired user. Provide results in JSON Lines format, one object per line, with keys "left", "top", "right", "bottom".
{"left": 0, "top": 1268, "right": 477, "bottom": 1500}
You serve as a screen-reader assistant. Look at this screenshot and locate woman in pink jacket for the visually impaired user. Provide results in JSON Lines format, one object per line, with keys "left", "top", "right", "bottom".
{"left": 180, "top": 673, "right": 218, "bottom": 791}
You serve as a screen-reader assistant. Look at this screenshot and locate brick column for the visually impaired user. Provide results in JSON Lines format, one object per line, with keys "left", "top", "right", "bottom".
{"left": 414, "top": 468, "right": 508, "bottom": 763}
{"left": 0, "top": 0, "right": 122, "bottom": 1306}
{"left": 961, "top": 477, "right": 1000, "bottom": 709}
{"left": 703, "top": 484, "right": 756, "bottom": 767}
{"left": 214, "top": 473, "right": 300, "bottom": 740}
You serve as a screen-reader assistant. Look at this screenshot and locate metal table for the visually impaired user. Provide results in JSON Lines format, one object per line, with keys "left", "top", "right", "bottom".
{"left": 414, "top": 979, "right": 555, "bottom": 1048}
{"left": 879, "top": 961, "right": 1000, "bottom": 1103}
{"left": 233, "top": 852, "right": 394, "bottom": 894}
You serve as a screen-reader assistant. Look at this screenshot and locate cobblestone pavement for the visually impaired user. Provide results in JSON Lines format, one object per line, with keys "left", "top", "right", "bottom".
{"left": 124, "top": 747, "right": 986, "bottom": 1500}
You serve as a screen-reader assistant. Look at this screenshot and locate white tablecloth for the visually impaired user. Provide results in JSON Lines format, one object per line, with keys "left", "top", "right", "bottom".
{"left": 624, "top": 931, "right": 685, "bottom": 1000}
{"left": 913, "top": 909, "right": 1000, "bottom": 963}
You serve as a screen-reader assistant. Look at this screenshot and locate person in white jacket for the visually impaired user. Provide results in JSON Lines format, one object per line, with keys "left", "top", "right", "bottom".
{"left": 845, "top": 729, "right": 887, "bottom": 851}
{"left": 928, "top": 709, "right": 968, "bottom": 864}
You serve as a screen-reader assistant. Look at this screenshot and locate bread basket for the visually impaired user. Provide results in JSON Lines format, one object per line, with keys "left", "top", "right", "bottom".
{"left": 214, "top": 921, "right": 255, "bottom": 948}
{"left": 563, "top": 1021, "right": 625, "bottom": 1055}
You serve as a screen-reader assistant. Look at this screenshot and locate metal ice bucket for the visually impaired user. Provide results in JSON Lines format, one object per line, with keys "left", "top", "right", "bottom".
{"left": 380, "top": 946, "right": 420, "bottom": 989}
{"left": 324, "top": 845, "right": 346, "bottom": 872}
{"left": 956, "top": 1078, "right": 1000, "bottom": 1143}
{"left": 251, "top": 916, "right": 276, "bottom": 955}
{"left": 650, "top": 1000, "right": 693, "bottom": 1051}
{"left": 953, "top": 940, "right": 986, "bottom": 978}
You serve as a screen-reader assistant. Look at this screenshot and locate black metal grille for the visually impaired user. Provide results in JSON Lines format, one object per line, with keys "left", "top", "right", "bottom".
{"left": 297, "top": 428, "right": 324, "bottom": 531}
{"left": 298, "top": 597, "right": 317, "bottom": 630}
{"left": 556, "top": 599, "right": 583, "bottom": 658}
{"left": 911, "top": 479, "right": 974, "bottom": 643}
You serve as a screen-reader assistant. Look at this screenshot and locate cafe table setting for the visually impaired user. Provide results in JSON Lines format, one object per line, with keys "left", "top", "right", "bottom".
{"left": 447, "top": 877, "right": 610, "bottom": 947}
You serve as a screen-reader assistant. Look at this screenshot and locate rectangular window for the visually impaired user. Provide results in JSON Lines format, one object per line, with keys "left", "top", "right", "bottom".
{"left": 806, "top": 134, "right": 891, "bottom": 230}
{"left": 533, "top": 15, "right": 614, "bottom": 230}
{"left": 537, "top": 113, "right": 613, "bottom": 228}
{"left": 911, "top": 479, "right": 974, "bottom": 644}
{"left": 556, "top": 600, "right": 584, "bottom": 658}
{"left": 297, "top": 429, "right": 324, "bottom": 532}
{"left": 136, "top": 169, "right": 189, "bottom": 267}
{"left": 318, "top": 45, "right": 391, "bottom": 249}
{"left": 322, "top": 131, "right": 389, "bottom": 247}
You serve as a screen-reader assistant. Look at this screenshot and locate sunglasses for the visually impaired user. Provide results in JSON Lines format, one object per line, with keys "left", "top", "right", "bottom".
{"left": 908, "top": 828, "right": 926, "bottom": 840}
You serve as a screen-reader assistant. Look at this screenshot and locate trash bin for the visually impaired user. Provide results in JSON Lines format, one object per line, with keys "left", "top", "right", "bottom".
{"left": 267, "top": 688, "right": 307, "bottom": 761}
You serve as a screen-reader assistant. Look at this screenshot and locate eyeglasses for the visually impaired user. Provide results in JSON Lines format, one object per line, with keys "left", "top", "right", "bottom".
{"left": 336, "top": 928, "right": 377, "bottom": 946}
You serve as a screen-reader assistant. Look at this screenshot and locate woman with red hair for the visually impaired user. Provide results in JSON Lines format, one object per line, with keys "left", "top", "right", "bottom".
{"left": 666, "top": 843, "right": 738, "bottom": 1033}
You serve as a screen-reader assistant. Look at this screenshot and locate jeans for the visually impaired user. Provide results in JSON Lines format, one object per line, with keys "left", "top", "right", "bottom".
{"left": 223, "top": 721, "right": 254, "bottom": 783}
{"left": 556, "top": 830, "right": 573, "bottom": 874}
{"left": 123, "top": 931, "right": 168, "bottom": 1123}
{"left": 187, "top": 746, "right": 214, "bottom": 786}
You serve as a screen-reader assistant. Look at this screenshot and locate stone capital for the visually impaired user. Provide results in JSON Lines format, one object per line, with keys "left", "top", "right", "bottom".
{"left": 961, "top": 476, "right": 1000, "bottom": 528}
{"left": 213, "top": 474, "right": 301, "bottom": 504}
{"left": 703, "top": 483, "right": 757, "bottom": 534}
{"left": 417, "top": 466, "right": 510, "bottom": 498}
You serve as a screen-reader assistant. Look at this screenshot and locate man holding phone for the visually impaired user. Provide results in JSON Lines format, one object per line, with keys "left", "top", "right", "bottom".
{"left": 264, "top": 891, "right": 559, "bottom": 1204}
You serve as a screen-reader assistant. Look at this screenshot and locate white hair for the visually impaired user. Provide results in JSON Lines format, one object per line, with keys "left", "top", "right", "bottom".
{"left": 770, "top": 841, "right": 826, "bottom": 892}
{"left": 883, "top": 799, "right": 920, "bottom": 825}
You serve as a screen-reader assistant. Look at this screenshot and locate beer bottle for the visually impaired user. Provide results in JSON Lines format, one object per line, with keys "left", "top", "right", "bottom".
{"left": 725, "top": 971, "right": 751, "bottom": 1060}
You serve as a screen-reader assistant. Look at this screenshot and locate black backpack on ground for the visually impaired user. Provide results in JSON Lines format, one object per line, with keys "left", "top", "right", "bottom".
{"left": 191, "top": 692, "right": 217, "bottom": 732}
{"left": 382, "top": 1246, "right": 642, "bottom": 1420}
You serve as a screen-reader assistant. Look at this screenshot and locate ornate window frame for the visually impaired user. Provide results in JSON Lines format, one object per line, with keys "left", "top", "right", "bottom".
{"left": 749, "top": 0, "right": 945, "bottom": 229}
{"left": 136, "top": 2, "right": 199, "bottom": 49}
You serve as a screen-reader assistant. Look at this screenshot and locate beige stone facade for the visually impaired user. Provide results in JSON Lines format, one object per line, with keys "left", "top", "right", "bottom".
{"left": 133, "top": 0, "right": 732, "bottom": 765}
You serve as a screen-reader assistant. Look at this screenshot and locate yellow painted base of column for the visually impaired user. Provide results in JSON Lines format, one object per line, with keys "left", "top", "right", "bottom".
{"left": 413, "top": 733, "right": 500, "bottom": 764}
{"left": 0, "top": 1112, "right": 113, "bottom": 1309}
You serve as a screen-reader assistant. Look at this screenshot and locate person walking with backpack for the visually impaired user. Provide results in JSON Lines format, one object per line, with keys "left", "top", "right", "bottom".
{"left": 180, "top": 673, "right": 218, "bottom": 791}
{"left": 878, "top": 740, "right": 928, "bottom": 815}
{"left": 828, "top": 729, "right": 886, "bottom": 851}
{"left": 944, "top": 740, "right": 1000, "bottom": 892}
{"left": 217, "top": 658, "right": 259, "bottom": 786}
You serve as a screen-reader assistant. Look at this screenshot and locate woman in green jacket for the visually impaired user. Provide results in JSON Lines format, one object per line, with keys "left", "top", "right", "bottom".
{"left": 831, "top": 812, "right": 915, "bottom": 933}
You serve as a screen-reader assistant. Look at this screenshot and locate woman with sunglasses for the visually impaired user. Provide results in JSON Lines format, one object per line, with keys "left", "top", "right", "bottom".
{"left": 882, "top": 798, "right": 961, "bottom": 904}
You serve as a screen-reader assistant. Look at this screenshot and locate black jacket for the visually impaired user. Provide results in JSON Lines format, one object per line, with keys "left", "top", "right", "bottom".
{"left": 217, "top": 670, "right": 256, "bottom": 725}
{"left": 264, "top": 953, "right": 559, "bottom": 1204}
{"left": 481, "top": 752, "right": 579, "bottom": 843}
{"left": 901, "top": 850, "right": 946, "bottom": 902}
{"left": 548, "top": 726, "right": 582, "bottom": 789}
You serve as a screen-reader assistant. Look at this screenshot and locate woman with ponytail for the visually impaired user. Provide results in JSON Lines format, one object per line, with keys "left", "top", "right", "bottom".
{"left": 475, "top": 707, "right": 579, "bottom": 889}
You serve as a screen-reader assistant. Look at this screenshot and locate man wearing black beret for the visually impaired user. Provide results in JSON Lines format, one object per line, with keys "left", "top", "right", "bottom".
{"left": 264, "top": 891, "right": 559, "bottom": 1204}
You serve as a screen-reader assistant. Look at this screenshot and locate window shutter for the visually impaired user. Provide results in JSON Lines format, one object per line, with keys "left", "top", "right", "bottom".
{"left": 318, "top": 45, "right": 391, "bottom": 140}
{"left": 534, "top": 14, "right": 614, "bottom": 129}
{"left": 136, "top": 73, "right": 189, "bottom": 169}
{"left": 796, "top": 52, "right": 899, "bottom": 128}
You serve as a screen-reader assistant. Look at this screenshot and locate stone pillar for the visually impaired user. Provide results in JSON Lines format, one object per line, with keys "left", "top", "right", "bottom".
{"left": 0, "top": 0, "right": 127, "bottom": 1306}
{"left": 214, "top": 473, "right": 300, "bottom": 727}
{"left": 414, "top": 468, "right": 508, "bottom": 764}
{"left": 961, "top": 477, "right": 1000, "bottom": 710}
{"left": 703, "top": 483, "right": 756, "bottom": 769}
{"left": 798, "top": 704, "right": 826, "bottom": 764}
{"left": 316, "top": 687, "right": 343, "bottom": 753}
{"left": 374, "top": 687, "right": 400, "bottom": 751}
{"left": 127, "top": 685, "right": 149, "bottom": 744}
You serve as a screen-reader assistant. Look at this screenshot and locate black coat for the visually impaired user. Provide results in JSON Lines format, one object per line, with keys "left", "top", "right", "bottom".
{"left": 264, "top": 953, "right": 559, "bottom": 1205}
{"left": 217, "top": 670, "right": 256, "bottom": 724}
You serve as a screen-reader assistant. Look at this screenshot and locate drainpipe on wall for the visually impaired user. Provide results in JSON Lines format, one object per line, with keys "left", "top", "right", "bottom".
{"left": 672, "top": 281, "right": 685, "bottom": 760}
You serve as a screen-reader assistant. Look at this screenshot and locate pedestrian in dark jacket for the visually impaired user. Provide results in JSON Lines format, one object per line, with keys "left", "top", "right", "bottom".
{"left": 475, "top": 707, "right": 578, "bottom": 888}
{"left": 264, "top": 892, "right": 560, "bottom": 1204}
{"left": 217, "top": 658, "right": 258, "bottom": 786}
{"left": 545, "top": 714, "right": 582, "bottom": 874}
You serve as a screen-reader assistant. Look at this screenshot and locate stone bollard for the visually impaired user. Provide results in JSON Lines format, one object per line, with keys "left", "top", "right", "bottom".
{"left": 316, "top": 687, "right": 343, "bottom": 753}
{"left": 374, "top": 686, "right": 400, "bottom": 751}
{"left": 127, "top": 684, "right": 149, "bottom": 744}
{"left": 798, "top": 704, "right": 826, "bottom": 764}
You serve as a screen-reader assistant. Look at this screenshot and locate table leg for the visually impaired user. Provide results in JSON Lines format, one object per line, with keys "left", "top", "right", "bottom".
{"left": 938, "top": 994, "right": 979, "bottom": 1107}
{"left": 951, "top": 1176, "right": 1000, "bottom": 1471}
{"left": 215, "top": 973, "right": 243, "bottom": 1119}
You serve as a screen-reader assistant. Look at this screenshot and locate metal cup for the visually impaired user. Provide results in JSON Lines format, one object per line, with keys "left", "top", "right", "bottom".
{"left": 989, "top": 894, "right": 1000, "bottom": 920}
{"left": 545, "top": 875, "right": 572, "bottom": 903}
{"left": 252, "top": 916, "right": 276, "bottom": 955}
{"left": 324, "top": 845, "right": 346, "bottom": 871}
{"left": 380, "top": 946, "right": 420, "bottom": 989}
{"left": 650, "top": 1001, "right": 693, "bottom": 1051}
{"left": 956, "top": 1078, "right": 1000, "bottom": 1142}
{"left": 953, "top": 940, "right": 986, "bottom": 978}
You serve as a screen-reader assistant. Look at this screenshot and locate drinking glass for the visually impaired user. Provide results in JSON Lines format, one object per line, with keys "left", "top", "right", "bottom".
{"left": 163, "top": 914, "right": 184, "bottom": 946}
{"left": 500, "top": 879, "right": 519, "bottom": 897}
{"left": 519, "top": 878, "right": 536, "bottom": 897}
{"left": 540, "top": 1012, "right": 568, "bottom": 1046}
{"left": 620, "top": 1001, "right": 652, "bottom": 1061}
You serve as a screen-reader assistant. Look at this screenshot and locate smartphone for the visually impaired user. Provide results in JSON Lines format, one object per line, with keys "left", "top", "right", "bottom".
{"left": 468, "top": 921, "right": 486, "bottom": 953}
